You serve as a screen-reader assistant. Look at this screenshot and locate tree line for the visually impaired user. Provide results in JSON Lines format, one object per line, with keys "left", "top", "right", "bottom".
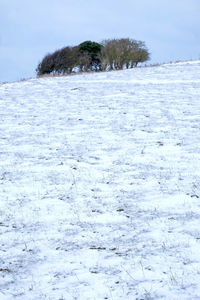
{"left": 36, "top": 38, "right": 150, "bottom": 76}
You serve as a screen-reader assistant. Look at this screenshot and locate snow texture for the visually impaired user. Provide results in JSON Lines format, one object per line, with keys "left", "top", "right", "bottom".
{"left": 0, "top": 61, "right": 200, "bottom": 299}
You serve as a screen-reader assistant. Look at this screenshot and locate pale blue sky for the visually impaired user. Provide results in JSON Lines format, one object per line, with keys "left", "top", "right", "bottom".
{"left": 0, "top": 0, "right": 199, "bottom": 82}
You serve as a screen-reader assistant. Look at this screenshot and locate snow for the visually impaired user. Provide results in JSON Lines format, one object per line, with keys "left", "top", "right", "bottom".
{"left": 0, "top": 60, "right": 200, "bottom": 299}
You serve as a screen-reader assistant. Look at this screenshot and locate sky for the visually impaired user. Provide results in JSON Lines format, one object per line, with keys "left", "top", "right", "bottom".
{"left": 0, "top": 0, "right": 200, "bottom": 83}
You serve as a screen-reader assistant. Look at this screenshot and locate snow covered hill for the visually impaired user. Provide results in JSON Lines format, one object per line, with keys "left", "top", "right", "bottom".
{"left": 1, "top": 61, "right": 200, "bottom": 299}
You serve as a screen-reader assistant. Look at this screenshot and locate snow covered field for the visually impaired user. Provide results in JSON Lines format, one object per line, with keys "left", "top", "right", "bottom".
{"left": 1, "top": 60, "right": 200, "bottom": 299}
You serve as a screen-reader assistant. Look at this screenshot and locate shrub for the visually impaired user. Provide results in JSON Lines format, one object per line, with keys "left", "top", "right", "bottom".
{"left": 36, "top": 38, "right": 150, "bottom": 75}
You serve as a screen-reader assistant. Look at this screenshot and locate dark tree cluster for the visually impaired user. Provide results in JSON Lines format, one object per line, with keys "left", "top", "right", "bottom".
{"left": 36, "top": 39, "right": 150, "bottom": 76}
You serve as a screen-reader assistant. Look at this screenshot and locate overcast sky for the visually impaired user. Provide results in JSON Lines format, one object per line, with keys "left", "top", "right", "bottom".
{"left": 0, "top": 0, "right": 200, "bottom": 82}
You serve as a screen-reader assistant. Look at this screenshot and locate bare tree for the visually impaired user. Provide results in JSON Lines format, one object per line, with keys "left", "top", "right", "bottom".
{"left": 100, "top": 38, "right": 150, "bottom": 71}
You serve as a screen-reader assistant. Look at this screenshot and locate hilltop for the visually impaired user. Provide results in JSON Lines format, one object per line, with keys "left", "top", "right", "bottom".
{"left": 0, "top": 60, "right": 200, "bottom": 299}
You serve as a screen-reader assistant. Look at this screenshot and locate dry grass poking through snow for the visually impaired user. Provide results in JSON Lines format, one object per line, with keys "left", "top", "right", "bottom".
{"left": 0, "top": 60, "right": 200, "bottom": 299}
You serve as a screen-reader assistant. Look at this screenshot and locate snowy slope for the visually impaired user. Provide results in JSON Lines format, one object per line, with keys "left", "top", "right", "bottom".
{"left": 1, "top": 61, "right": 200, "bottom": 299}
